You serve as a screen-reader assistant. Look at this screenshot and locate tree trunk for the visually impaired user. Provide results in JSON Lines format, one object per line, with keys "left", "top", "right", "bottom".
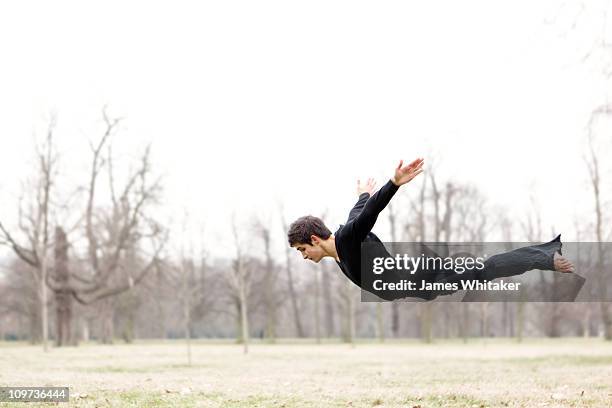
{"left": 479, "top": 302, "right": 489, "bottom": 337}
{"left": 314, "top": 267, "right": 321, "bottom": 344}
{"left": 387, "top": 203, "right": 401, "bottom": 338}
{"left": 547, "top": 303, "right": 561, "bottom": 338}
{"left": 420, "top": 303, "right": 433, "bottom": 343}
{"left": 235, "top": 302, "right": 243, "bottom": 343}
{"left": 54, "top": 227, "right": 73, "bottom": 347}
{"left": 81, "top": 318, "right": 90, "bottom": 342}
{"left": 391, "top": 303, "right": 400, "bottom": 338}
{"left": 29, "top": 303, "right": 41, "bottom": 344}
{"left": 583, "top": 304, "right": 591, "bottom": 338}
{"left": 281, "top": 215, "right": 306, "bottom": 338}
{"left": 183, "top": 282, "right": 192, "bottom": 365}
{"left": 460, "top": 303, "right": 469, "bottom": 343}
{"left": 376, "top": 303, "right": 385, "bottom": 342}
{"left": 321, "top": 261, "right": 335, "bottom": 337}
{"left": 417, "top": 181, "right": 433, "bottom": 343}
{"left": 347, "top": 283, "right": 355, "bottom": 347}
{"left": 55, "top": 292, "right": 72, "bottom": 346}
{"left": 341, "top": 280, "right": 355, "bottom": 346}
{"left": 239, "top": 282, "right": 249, "bottom": 354}
{"left": 121, "top": 308, "right": 135, "bottom": 343}
{"left": 442, "top": 304, "right": 450, "bottom": 338}
{"left": 263, "top": 231, "right": 276, "bottom": 342}
{"left": 100, "top": 299, "right": 114, "bottom": 344}
{"left": 155, "top": 265, "right": 167, "bottom": 339}
{"left": 39, "top": 248, "right": 49, "bottom": 351}
{"left": 516, "top": 302, "right": 525, "bottom": 343}
{"left": 284, "top": 248, "right": 305, "bottom": 338}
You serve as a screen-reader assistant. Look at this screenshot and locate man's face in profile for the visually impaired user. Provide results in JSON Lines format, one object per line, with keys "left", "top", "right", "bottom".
{"left": 292, "top": 240, "right": 325, "bottom": 263}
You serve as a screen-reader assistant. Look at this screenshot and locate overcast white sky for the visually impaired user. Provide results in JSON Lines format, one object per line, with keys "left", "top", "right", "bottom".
{"left": 0, "top": 0, "right": 611, "bottom": 260}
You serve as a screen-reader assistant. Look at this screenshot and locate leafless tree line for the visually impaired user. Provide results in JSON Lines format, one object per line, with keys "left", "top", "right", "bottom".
{"left": 1, "top": 113, "right": 610, "bottom": 350}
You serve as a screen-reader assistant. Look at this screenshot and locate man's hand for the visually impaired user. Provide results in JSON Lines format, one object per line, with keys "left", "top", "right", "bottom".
{"left": 392, "top": 158, "right": 424, "bottom": 186}
{"left": 357, "top": 178, "right": 376, "bottom": 195}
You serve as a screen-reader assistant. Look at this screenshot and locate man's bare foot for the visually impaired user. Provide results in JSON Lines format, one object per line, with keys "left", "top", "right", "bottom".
{"left": 554, "top": 251, "right": 574, "bottom": 273}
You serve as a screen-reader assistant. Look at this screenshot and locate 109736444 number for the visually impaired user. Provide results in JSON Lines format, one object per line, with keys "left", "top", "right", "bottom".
{"left": 0, "top": 387, "right": 69, "bottom": 402}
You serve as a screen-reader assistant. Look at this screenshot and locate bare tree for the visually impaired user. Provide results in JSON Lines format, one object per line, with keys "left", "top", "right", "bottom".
{"left": 430, "top": 173, "right": 457, "bottom": 339}
{"left": 415, "top": 175, "right": 433, "bottom": 343}
{"left": 387, "top": 201, "right": 400, "bottom": 338}
{"left": 521, "top": 195, "right": 564, "bottom": 338}
{"left": 2, "top": 109, "right": 168, "bottom": 344}
{"left": 319, "top": 259, "right": 335, "bottom": 338}
{"left": 586, "top": 110, "right": 612, "bottom": 339}
{"left": 313, "top": 264, "right": 321, "bottom": 344}
{"left": 229, "top": 216, "right": 251, "bottom": 353}
{"left": 498, "top": 212, "right": 516, "bottom": 338}
{"left": 53, "top": 226, "right": 73, "bottom": 345}
{"left": 338, "top": 278, "right": 356, "bottom": 346}
{"left": 453, "top": 184, "right": 490, "bottom": 341}
{"left": 279, "top": 209, "right": 306, "bottom": 337}
{"left": 0, "top": 116, "right": 57, "bottom": 351}
{"left": 176, "top": 255, "right": 196, "bottom": 365}
{"left": 49, "top": 109, "right": 167, "bottom": 344}
{"left": 318, "top": 210, "right": 336, "bottom": 339}
{"left": 254, "top": 217, "right": 278, "bottom": 342}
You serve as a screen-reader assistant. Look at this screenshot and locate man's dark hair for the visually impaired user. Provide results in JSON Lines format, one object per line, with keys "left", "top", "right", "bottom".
{"left": 287, "top": 215, "right": 332, "bottom": 246}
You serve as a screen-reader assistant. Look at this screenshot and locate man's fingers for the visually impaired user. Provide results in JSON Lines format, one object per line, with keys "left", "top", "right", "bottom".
{"left": 400, "top": 162, "right": 424, "bottom": 176}
{"left": 402, "top": 159, "right": 421, "bottom": 172}
{"left": 410, "top": 158, "right": 423, "bottom": 168}
{"left": 410, "top": 169, "right": 424, "bottom": 179}
{"left": 397, "top": 160, "right": 403, "bottom": 170}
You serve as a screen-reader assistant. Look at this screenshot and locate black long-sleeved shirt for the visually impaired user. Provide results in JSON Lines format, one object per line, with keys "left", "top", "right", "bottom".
{"left": 334, "top": 180, "right": 441, "bottom": 301}
{"left": 334, "top": 180, "right": 400, "bottom": 295}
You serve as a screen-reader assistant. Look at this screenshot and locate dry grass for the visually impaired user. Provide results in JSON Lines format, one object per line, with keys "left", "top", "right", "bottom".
{"left": 1, "top": 338, "right": 611, "bottom": 407}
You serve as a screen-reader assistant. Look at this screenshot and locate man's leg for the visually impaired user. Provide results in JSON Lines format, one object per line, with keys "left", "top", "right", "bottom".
{"left": 477, "top": 234, "right": 571, "bottom": 281}
{"left": 382, "top": 236, "right": 573, "bottom": 300}
{"left": 424, "top": 235, "right": 573, "bottom": 298}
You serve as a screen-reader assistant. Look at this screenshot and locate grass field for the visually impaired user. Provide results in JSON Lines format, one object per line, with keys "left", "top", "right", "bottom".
{"left": 1, "top": 338, "right": 611, "bottom": 407}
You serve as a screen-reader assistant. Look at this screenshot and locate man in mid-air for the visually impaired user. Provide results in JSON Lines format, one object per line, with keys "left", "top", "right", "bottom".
{"left": 287, "top": 158, "right": 576, "bottom": 301}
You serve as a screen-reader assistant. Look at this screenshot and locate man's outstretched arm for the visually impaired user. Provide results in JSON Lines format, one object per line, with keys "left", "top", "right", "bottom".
{"left": 349, "top": 158, "right": 424, "bottom": 240}
{"left": 347, "top": 178, "right": 377, "bottom": 222}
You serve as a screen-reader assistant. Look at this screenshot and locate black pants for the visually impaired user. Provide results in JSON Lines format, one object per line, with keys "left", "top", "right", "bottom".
{"left": 384, "top": 235, "right": 562, "bottom": 301}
